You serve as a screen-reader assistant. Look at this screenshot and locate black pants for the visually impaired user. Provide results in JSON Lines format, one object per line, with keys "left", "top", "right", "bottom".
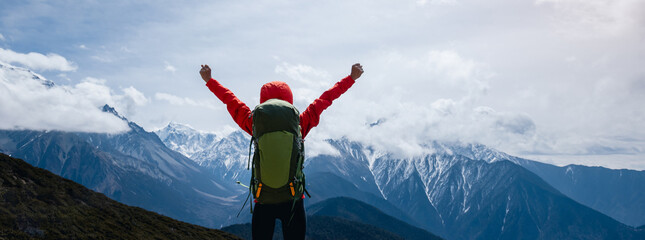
{"left": 252, "top": 199, "right": 306, "bottom": 240}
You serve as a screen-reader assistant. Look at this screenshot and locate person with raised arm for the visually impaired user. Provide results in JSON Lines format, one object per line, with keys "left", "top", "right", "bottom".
{"left": 200, "top": 63, "right": 363, "bottom": 240}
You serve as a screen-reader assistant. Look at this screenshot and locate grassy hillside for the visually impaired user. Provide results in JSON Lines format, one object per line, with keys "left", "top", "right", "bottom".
{"left": 0, "top": 153, "right": 241, "bottom": 240}
{"left": 222, "top": 216, "right": 404, "bottom": 240}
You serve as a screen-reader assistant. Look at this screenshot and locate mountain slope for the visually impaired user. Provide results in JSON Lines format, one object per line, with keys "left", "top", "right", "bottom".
{"left": 154, "top": 122, "right": 220, "bottom": 159}
{"left": 0, "top": 153, "right": 240, "bottom": 239}
{"left": 304, "top": 171, "right": 418, "bottom": 226}
{"left": 156, "top": 123, "right": 252, "bottom": 186}
{"left": 514, "top": 159, "right": 645, "bottom": 227}
{"left": 307, "top": 197, "right": 442, "bottom": 240}
{"left": 0, "top": 108, "right": 242, "bottom": 228}
{"left": 396, "top": 141, "right": 645, "bottom": 228}
{"left": 370, "top": 151, "right": 644, "bottom": 240}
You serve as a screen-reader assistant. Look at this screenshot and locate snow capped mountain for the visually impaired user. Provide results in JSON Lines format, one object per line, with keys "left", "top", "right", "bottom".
{"left": 320, "top": 140, "right": 643, "bottom": 239}
{"left": 154, "top": 122, "right": 220, "bottom": 160}
{"left": 156, "top": 123, "right": 251, "bottom": 184}
{"left": 192, "top": 130, "right": 250, "bottom": 176}
{"left": 0, "top": 60, "right": 54, "bottom": 88}
{"left": 420, "top": 141, "right": 645, "bottom": 227}
{"left": 165, "top": 128, "right": 643, "bottom": 239}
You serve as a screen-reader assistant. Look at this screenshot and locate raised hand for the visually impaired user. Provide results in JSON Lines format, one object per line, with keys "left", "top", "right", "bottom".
{"left": 350, "top": 63, "right": 364, "bottom": 80}
{"left": 200, "top": 64, "right": 212, "bottom": 83}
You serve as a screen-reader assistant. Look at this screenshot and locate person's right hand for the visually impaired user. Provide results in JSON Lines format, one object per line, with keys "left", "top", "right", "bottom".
{"left": 350, "top": 63, "right": 364, "bottom": 80}
{"left": 200, "top": 64, "right": 212, "bottom": 83}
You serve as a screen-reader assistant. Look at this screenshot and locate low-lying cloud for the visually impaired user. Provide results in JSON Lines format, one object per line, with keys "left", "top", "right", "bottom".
{"left": 0, "top": 60, "right": 147, "bottom": 133}
{"left": 272, "top": 51, "right": 539, "bottom": 158}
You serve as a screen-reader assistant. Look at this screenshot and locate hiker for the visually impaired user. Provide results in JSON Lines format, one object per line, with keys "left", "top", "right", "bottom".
{"left": 200, "top": 63, "right": 363, "bottom": 240}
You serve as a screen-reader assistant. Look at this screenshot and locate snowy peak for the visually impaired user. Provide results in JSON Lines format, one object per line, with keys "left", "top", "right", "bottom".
{"left": 154, "top": 122, "right": 220, "bottom": 158}
{"left": 155, "top": 121, "right": 200, "bottom": 141}
{"left": 168, "top": 121, "right": 197, "bottom": 132}
{"left": 0, "top": 60, "right": 55, "bottom": 88}
{"left": 420, "top": 140, "right": 516, "bottom": 164}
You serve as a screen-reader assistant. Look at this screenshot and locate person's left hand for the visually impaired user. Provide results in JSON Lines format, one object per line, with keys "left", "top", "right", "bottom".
{"left": 200, "top": 64, "right": 212, "bottom": 83}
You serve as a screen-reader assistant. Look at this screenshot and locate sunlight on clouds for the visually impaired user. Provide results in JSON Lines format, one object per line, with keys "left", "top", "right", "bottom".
{"left": 0, "top": 48, "right": 77, "bottom": 72}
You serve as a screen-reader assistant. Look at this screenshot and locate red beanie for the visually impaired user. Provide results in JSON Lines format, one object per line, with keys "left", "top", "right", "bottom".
{"left": 260, "top": 81, "right": 293, "bottom": 104}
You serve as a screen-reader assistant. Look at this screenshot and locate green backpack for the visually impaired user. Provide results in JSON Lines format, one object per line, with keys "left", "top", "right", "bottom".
{"left": 240, "top": 98, "right": 308, "bottom": 214}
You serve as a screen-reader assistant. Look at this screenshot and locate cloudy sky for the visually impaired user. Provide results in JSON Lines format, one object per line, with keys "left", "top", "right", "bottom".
{"left": 1, "top": 0, "right": 644, "bottom": 169}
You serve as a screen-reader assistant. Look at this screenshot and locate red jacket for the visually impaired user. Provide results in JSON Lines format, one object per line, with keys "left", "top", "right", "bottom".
{"left": 206, "top": 76, "right": 355, "bottom": 139}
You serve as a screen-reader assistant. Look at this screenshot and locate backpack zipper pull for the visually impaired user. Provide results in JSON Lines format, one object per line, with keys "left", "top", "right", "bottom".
{"left": 255, "top": 183, "right": 263, "bottom": 198}
{"left": 289, "top": 182, "right": 295, "bottom": 196}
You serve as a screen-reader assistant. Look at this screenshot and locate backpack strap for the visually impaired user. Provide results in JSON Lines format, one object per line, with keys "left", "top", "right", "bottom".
{"left": 237, "top": 190, "right": 252, "bottom": 217}
{"left": 247, "top": 136, "right": 255, "bottom": 170}
{"left": 238, "top": 136, "right": 257, "bottom": 217}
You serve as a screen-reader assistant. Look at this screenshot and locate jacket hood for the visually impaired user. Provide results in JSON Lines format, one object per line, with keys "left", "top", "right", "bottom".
{"left": 260, "top": 81, "right": 293, "bottom": 104}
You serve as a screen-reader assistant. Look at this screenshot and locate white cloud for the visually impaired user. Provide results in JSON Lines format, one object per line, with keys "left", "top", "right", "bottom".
{"left": 155, "top": 92, "right": 218, "bottom": 110}
{"left": 312, "top": 95, "right": 539, "bottom": 159}
{"left": 67, "top": 78, "right": 149, "bottom": 118}
{"left": 0, "top": 48, "right": 77, "bottom": 72}
{"left": 123, "top": 86, "right": 148, "bottom": 106}
{"left": 164, "top": 61, "right": 177, "bottom": 73}
{"left": 0, "top": 33, "right": 5, "bottom": 41}
{"left": 0, "top": 61, "right": 133, "bottom": 133}
{"left": 79, "top": 44, "right": 88, "bottom": 49}
{"left": 119, "top": 86, "right": 149, "bottom": 116}
{"left": 274, "top": 52, "right": 522, "bottom": 158}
